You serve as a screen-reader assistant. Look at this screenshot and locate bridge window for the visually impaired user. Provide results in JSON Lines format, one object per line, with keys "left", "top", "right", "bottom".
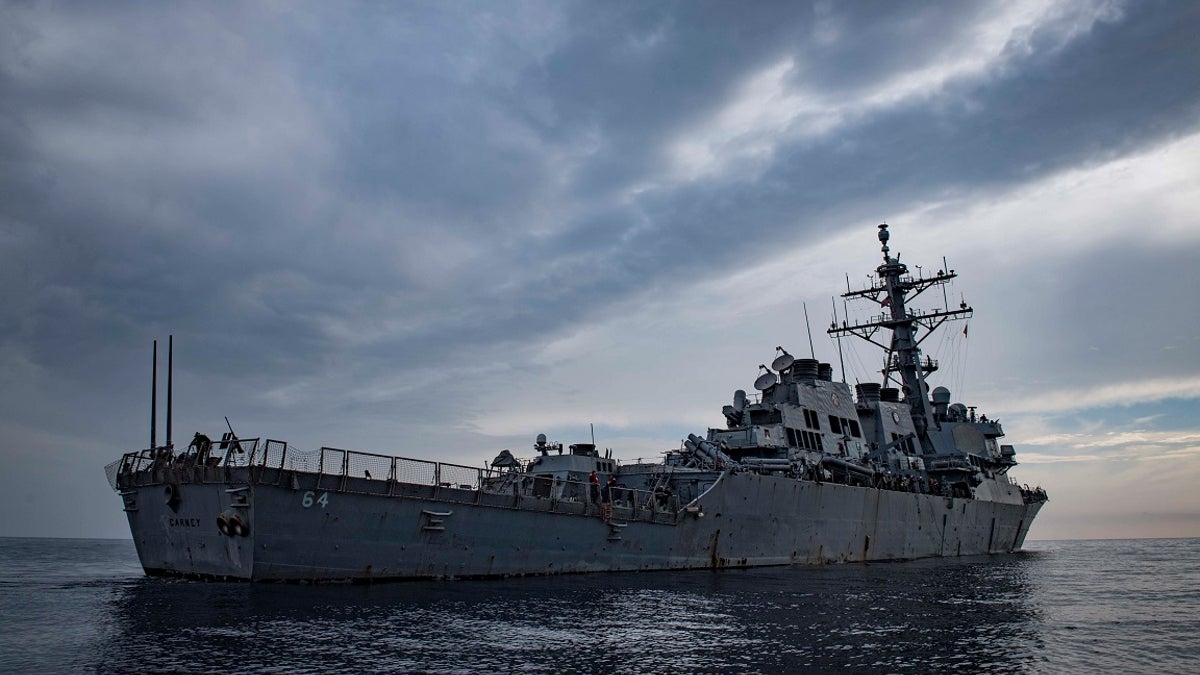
{"left": 795, "top": 430, "right": 822, "bottom": 451}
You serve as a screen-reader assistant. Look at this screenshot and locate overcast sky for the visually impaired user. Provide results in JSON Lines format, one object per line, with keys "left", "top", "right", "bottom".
{"left": 2, "top": 0, "right": 1198, "bottom": 541}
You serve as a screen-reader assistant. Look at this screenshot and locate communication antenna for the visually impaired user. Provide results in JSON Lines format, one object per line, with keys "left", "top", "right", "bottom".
{"left": 942, "top": 256, "right": 951, "bottom": 309}
{"left": 150, "top": 339, "right": 157, "bottom": 450}
{"left": 166, "top": 335, "right": 173, "bottom": 449}
{"left": 771, "top": 347, "right": 794, "bottom": 372}
{"left": 832, "top": 297, "right": 846, "bottom": 383}
{"left": 802, "top": 302, "right": 816, "bottom": 359}
{"left": 754, "top": 365, "right": 778, "bottom": 391}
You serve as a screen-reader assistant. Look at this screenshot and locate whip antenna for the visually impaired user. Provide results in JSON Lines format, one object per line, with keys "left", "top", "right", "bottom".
{"left": 803, "top": 302, "right": 816, "bottom": 359}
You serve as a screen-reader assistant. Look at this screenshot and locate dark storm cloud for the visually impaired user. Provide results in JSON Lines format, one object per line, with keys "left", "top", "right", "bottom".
{"left": 1, "top": 0, "right": 1198, "bottom": 449}
{"left": 473, "top": 0, "right": 1200, "bottom": 323}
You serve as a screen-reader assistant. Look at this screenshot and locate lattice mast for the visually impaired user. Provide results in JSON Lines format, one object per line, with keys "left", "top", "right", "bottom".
{"left": 828, "top": 224, "right": 972, "bottom": 451}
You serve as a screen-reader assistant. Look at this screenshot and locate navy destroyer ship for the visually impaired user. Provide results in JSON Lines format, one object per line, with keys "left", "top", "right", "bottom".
{"left": 106, "top": 224, "right": 1048, "bottom": 581}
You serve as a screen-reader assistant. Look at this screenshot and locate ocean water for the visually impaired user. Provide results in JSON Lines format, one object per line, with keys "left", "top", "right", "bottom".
{"left": 0, "top": 538, "right": 1197, "bottom": 674}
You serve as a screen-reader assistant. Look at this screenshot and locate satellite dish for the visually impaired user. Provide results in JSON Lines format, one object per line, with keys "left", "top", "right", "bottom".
{"left": 754, "top": 365, "right": 778, "bottom": 391}
{"left": 771, "top": 346, "right": 795, "bottom": 372}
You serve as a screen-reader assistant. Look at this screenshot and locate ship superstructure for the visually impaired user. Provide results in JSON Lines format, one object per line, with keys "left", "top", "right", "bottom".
{"left": 107, "top": 225, "right": 1047, "bottom": 581}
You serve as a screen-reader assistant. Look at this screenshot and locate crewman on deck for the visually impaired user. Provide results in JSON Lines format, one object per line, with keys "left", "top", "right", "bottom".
{"left": 601, "top": 475, "right": 617, "bottom": 523}
{"left": 589, "top": 470, "right": 600, "bottom": 505}
{"left": 188, "top": 432, "right": 213, "bottom": 464}
{"left": 654, "top": 483, "right": 672, "bottom": 509}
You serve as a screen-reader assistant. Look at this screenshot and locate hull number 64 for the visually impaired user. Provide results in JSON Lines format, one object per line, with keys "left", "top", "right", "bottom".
{"left": 301, "top": 491, "right": 329, "bottom": 508}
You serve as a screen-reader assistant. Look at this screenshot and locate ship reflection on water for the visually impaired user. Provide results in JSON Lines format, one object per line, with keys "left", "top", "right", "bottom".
{"left": 96, "top": 553, "right": 1048, "bottom": 673}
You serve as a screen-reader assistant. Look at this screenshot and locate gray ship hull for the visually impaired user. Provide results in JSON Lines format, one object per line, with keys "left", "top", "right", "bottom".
{"left": 119, "top": 468, "right": 1042, "bottom": 582}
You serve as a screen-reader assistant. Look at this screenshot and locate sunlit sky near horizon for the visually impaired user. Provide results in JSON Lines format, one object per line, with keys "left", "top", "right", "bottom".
{"left": 2, "top": 1, "right": 1198, "bottom": 541}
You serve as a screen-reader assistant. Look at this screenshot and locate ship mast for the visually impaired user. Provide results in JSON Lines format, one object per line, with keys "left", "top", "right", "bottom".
{"left": 828, "top": 224, "right": 972, "bottom": 451}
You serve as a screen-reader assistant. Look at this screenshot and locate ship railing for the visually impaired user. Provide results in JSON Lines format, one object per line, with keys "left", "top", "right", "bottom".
{"left": 106, "top": 451, "right": 154, "bottom": 489}
{"left": 107, "top": 439, "right": 265, "bottom": 489}
{"left": 300, "top": 449, "right": 680, "bottom": 519}
{"left": 612, "top": 485, "right": 680, "bottom": 518}
{"left": 299, "top": 447, "right": 504, "bottom": 492}
{"left": 108, "top": 440, "right": 460, "bottom": 490}
{"left": 1019, "top": 483, "right": 1049, "bottom": 504}
{"left": 107, "top": 442, "right": 685, "bottom": 519}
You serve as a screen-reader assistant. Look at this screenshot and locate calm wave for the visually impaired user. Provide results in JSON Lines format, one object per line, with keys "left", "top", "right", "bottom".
{"left": 1, "top": 537, "right": 1197, "bottom": 673}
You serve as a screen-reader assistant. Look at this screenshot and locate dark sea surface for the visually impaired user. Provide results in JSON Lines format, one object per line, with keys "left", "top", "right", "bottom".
{"left": 1, "top": 537, "right": 1197, "bottom": 674}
